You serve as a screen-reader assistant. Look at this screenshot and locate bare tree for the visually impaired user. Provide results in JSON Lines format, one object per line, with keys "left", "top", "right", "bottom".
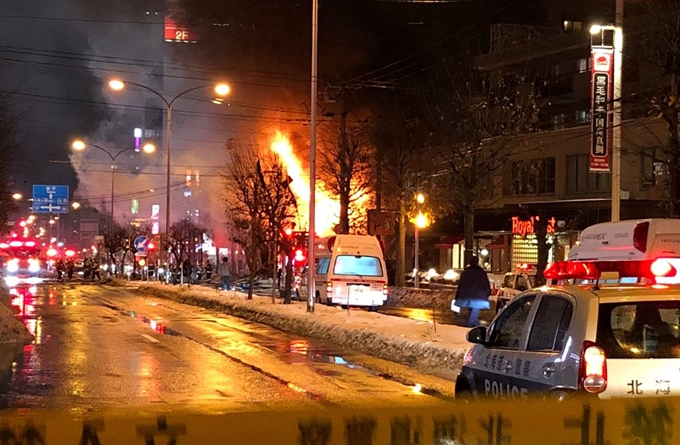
{"left": 223, "top": 142, "right": 297, "bottom": 301}
{"left": 426, "top": 66, "right": 538, "bottom": 263}
{"left": 257, "top": 157, "right": 298, "bottom": 304}
{"left": 319, "top": 112, "right": 373, "bottom": 234}
{"left": 102, "top": 223, "right": 134, "bottom": 276}
{"left": 371, "top": 97, "right": 429, "bottom": 287}
{"left": 168, "top": 219, "right": 206, "bottom": 266}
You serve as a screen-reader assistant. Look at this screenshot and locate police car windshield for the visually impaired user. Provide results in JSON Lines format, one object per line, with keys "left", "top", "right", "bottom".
{"left": 597, "top": 301, "right": 680, "bottom": 358}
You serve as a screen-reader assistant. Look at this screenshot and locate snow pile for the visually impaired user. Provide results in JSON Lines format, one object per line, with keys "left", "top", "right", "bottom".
{"left": 128, "top": 282, "right": 471, "bottom": 377}
{"left": 0, "top": 288, "right": 33, "bottom": 344}
{"left": 386, "top": 287, "right": 455, "bottom": 310}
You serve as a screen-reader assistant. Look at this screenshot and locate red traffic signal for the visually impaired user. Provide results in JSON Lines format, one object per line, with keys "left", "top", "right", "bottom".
{"left": 147, "top": 242, "right": 156, "bottom": 251}
{"left": 284, "top": 228, "right": 293, "bottom": 237}
{"left": 294, "top": 249, "right": 306, "bottom": 262}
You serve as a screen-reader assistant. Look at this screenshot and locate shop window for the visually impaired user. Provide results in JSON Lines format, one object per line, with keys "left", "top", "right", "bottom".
{"left": 552, "top": 114, "right": 567, "bottom": 130}
{"left": 575, "top": 110, "right": 590, "bottom": 123}
{"left": 566, "top": 154, "right": 611, "bottom": 194}
{"left": 503, "top": 158, "right": 555, "bottom": 196}
{"left": 640, "top": 148, "right": 669, "bottom": 189}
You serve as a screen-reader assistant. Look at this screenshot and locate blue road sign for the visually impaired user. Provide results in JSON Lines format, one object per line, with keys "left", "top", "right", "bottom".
{"left": 134, "top": 236, "right": 149, "bottom": 252}
{"left": 32, "top": 185, "right": 70, "bottom": 214}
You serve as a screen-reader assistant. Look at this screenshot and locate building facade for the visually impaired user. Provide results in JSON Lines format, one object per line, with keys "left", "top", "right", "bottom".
{"left": 437, "top": 10, "right": 673, "bottom": 274}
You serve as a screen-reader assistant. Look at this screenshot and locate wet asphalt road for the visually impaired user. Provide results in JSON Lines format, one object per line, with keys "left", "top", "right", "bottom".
{"left": 0, "top": 283, "right": 448, "bottom": 414}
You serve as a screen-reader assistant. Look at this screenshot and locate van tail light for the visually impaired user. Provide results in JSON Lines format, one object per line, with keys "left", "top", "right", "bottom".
{"left": 326, "top": 282, "right": 333, "bottom": 294}
{"left": 383, "top": 284, "right": 388, "bottom": 296}
{"left": 579, "top": 341, "right": 607, "bottom": 394}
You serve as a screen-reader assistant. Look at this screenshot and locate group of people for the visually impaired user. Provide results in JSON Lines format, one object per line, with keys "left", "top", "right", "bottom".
{"left": 55, "top": 258, "right": 74, "bottom": 281}
{"left": 164, "top": 257, "right": 231, "bottom": 291}
{"left": 55, "top": 257, "right": 101, "bottom": 281}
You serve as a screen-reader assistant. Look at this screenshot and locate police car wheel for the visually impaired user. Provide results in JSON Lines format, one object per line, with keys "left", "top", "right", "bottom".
{"left": 454, "top": 379, "right": 474, "bottom": 401}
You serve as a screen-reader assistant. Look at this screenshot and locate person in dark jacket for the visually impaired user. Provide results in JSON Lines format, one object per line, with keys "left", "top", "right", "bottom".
{"left": 453, "top": 256, "right": 491, "bottom": 327}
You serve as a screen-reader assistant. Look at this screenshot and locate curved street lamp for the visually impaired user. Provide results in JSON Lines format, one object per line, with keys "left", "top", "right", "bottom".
{"left": 107, "top": 79, "right": 231, "bottom": 245}
{"left": 72, "top": 140, "right": 156, "bottom": 233}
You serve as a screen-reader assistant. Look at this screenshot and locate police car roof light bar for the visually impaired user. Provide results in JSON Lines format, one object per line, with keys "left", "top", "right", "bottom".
{"left": 544, "top": 259, "right": 678, "bottom": 282}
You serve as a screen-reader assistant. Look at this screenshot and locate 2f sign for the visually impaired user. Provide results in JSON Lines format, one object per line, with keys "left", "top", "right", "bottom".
{"left": 175, "top": 30, "right": 189, "bottom": 40}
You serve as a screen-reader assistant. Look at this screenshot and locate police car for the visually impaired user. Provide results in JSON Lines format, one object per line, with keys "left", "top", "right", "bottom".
{"left": 455, "top": 219, "right": 680, "bottom": 400}
{"left": 495, "top": 264, "right": 536, "bottom": 313}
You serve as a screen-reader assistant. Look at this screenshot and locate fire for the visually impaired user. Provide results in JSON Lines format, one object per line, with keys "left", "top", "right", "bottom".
{"left": 270, "top": 131, "right": 339, "bottom": 236}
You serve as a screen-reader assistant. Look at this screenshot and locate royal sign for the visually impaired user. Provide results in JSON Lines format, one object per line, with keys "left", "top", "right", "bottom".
{"left": 590, "top": 47, "right": 614, "bottom": 172}
{"left": 512, "top": 216, "right": 556, "bottom": 238}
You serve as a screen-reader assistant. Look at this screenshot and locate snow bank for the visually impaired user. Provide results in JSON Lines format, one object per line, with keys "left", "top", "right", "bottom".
{"left": 127, "top": 283, "right": 470, "bottom": 377}
{"left": 386, "top": 287, "right": 455, "bottom": 311}
{"left": 0, "top": 288, "right": 33, "bottom": 344}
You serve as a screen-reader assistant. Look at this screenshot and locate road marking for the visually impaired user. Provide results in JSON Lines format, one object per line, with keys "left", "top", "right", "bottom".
{"left": 141, "top": 334, "right": 159, "bottom": 343}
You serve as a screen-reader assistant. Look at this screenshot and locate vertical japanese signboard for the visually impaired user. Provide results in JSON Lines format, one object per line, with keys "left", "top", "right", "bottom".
{"left": 590, "top": 47, "right": 614, "bottom": 172}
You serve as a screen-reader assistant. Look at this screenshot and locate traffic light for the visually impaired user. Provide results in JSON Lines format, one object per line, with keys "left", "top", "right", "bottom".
{"left": 138, "top": 258, "right": 146, "bottom": 268}
{"left": 147, "top": 242, "right": 156, "bottom": 251}
{"left": 294, "top": 248, "right": 306, "bottom": 262}
{"left": 284, "top": 228, "right": 293, "bottom": 237}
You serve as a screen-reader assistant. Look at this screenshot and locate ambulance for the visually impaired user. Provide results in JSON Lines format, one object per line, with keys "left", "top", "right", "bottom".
{"left": 313, "top": 235, "right": 388, "bottom": 310}
{"left": 455, "top": 219, "right": 680, "bottom": 400}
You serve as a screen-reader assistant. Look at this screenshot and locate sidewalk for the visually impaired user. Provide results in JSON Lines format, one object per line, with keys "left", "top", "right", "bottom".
{"left": 116, "top": 281, "right": 473, "bottom": 380}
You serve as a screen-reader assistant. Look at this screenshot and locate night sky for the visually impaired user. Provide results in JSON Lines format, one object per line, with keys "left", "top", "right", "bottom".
{"left": 0, "top": 0, "right": 614, "bottom": 215}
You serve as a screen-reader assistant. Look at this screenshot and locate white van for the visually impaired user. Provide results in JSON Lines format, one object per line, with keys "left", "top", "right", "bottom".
{"left": 314, "top": 235, "right": 388, "bottom": 309}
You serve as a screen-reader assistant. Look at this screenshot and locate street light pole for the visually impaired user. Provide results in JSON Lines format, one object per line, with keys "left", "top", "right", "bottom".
{"left": 71, "top": 140, "right": 156, "bottom": 235}
{"left": 307, "top": 0, "right": 319, "bottom": 313}
{"left": 611, "top": 0, "right": 624, "bottom": 222}
{"left": 414, "top": 224, "right": 420, "bottom": 288}
{"left": 108, "top": 80, "right": 230, "bottom": 253}
{"left": 110, "top": 165, "right": 115, "bottom": 233}
{"left": 414, "top": 193, "right": 425, "bottom": 289}
{"left": 166, "top": 105, "right": 172, "bottom": 249}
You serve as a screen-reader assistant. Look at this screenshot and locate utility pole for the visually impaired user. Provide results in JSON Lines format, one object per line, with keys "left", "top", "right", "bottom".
{"left": 611, "top": 0, "right": 624, "bottom": 222}
{"left": 307, "top": 0, "right": 318, "bottom": 313}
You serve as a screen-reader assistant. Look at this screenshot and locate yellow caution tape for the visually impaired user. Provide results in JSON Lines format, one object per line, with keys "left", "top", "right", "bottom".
{"left": 0, "top": 397, "right": 677, "bottom": 444}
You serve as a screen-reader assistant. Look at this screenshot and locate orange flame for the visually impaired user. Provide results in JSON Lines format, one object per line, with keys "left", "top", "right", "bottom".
{"left": 270, "top": 131, "right": 339, "bottom": 236}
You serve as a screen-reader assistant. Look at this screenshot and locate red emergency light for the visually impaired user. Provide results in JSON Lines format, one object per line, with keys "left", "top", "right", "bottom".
{"left": 46, "top": 248, "right": 58, "bottom": 258}
{"left": 64, "top": 249, "right": 76, "bottom": 258}
{"left": 544, "top": 258, "right": 678, "bottom": 282}
{"left": 9, "top": 241, "right": 22, "bottom": 248}
{"left": 0, "top": 243, "right": 8, "bottom": 249}
{"left": 24, "top": 241, "right": 36, "bottom": 248}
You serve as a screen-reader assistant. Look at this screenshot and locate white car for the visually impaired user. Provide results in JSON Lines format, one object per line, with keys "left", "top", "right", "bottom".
{"left": 495, "top": 268, "right": 535, "bottom": 312}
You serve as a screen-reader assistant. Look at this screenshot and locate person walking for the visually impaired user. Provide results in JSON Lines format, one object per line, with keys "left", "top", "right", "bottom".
{"left": 453, "top": 256, "right": 491, "bottom": 327}
{"left": 218, "top": 257, "right": 231, "bottom": 290}
{"left": 92, "top": 259, "right": 101, "bottom": 281}
{"left": 204, "top": 260, "right": 213, "bottom": 281}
